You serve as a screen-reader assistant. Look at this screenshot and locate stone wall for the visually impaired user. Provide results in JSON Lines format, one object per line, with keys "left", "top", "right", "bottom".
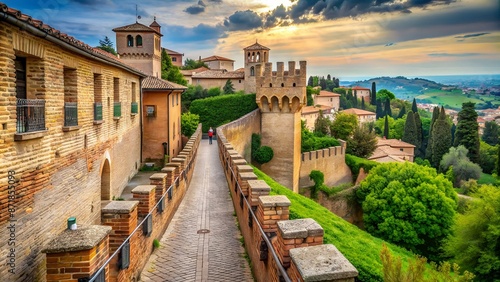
{"left": 0, "top": 22, "right": 142, "bottom": 281}
{"left": 194, "top": 77, "right": 244, "bottom": 92}
{"left": 299, "top": 142, "right": 352, "bottom": 188}
{"left": 219, "top": 109, "right": 261, "bottom": 162}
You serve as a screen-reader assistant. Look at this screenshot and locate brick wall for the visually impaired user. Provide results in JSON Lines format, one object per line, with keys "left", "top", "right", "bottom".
{"left": 0, "top": 22, "right": 141, "bottom": 281}
{"left": 219, "top": 109, "right": 261, "bottom": 162}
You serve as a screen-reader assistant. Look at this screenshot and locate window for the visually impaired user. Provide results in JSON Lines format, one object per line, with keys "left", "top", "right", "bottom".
{"left": 136, "top": 35, "right": 142, "bottom": 47}
{"left": 146, "top": 105, "right": 156, "bottom": 117}
{"left": 127, "top": 35, "right": 133, "bottom": 47}
{"left": 113, "top": 78, "right": 121, "bottom": 118}
{"left": 63, "top": 68, "right": 78, "bottom": 127}
{"left": 93, "top": 74, "right": 103, "bottom": 122}
{"left": 172, "top": 57, "right": 177, "bottom": 62}
{"left": 250, "top": 66, "right": 255, "bottom": 76}
{"left": 15, "top": 57, "right": 26, "bottom": 99}
{"left": 131, "top": 82, "right": 138, "bottom": 114}
{"left": 176, "top": 93, "right": 179, "bottom": 106}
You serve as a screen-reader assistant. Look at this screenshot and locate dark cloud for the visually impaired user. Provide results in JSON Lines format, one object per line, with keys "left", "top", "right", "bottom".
{"left": 455, "top": 32, "right": 490, "bottom": 39}
{"left": 223, "top": 10, "right": 263, "bottom": 31}
{"left": 428, "top": 53, "right": 482, "bottom": 57}
{"left": 185, "top": 5, "right": 205, "bottom": 14}
{"left": 207, "top": 0, "right": 222, "bottom": 2}
{"left": 198, "top": 0, "right": 206, "bottom": 7}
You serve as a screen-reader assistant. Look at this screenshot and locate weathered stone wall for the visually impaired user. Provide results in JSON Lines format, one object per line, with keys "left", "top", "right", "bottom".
{"left": 194, "top": 77, "right": 244, "bottom": 92}
{"left": 219, "top": 109, "right": 261, "bottom": 162}
{"left": 0, "top": 22, "right": 142, "bottom": 281}
{"left": 299, "top": 142, "right": 352, "bottom": 188}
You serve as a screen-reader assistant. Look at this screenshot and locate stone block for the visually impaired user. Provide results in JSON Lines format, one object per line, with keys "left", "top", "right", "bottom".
{"left": 277, "top": 218, "right": 323, "bottom": 239}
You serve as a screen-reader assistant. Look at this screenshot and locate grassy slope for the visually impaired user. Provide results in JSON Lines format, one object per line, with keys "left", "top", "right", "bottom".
{"left": 416, "top": 89, "right": 500, "bottom": 109}
{"left": 253, "top": 167, "right": 417, "bottom": 282}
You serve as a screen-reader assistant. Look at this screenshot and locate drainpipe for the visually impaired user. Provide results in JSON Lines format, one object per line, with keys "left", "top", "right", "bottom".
{"left": 139, "top": 78, "right": 144, "bottom": 164}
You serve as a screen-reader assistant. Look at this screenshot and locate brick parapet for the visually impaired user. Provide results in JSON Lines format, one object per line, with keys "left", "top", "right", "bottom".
{"left": 101, "top": 201, "right": 139, "bottom": 252}
{"left": 149, "top": 173, "right": 167, "bottom": 202}
{"left": 257, "top": 195, "right": 291, "bottom": 236}
{"left": 131, "top": 185, "right": 156, "bottom": 217}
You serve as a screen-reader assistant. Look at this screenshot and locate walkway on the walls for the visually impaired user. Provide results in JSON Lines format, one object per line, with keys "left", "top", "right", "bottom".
{"left": 140, "top": 139, "right": 254, "bottom": 282}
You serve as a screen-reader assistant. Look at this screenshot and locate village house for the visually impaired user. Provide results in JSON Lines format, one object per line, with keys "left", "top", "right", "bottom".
{"left": 164, "top": 48, "right": 183, "bottom": 67}
{"left": 340, "top": 108, "right": 376, "bottom": 124}
{"left": 201, "top": 55, "right": 235, "bottom": 71}
{"left": 313, "top": 90, "right": 340, "bottom": 111}
{"left": 301, "top": 105, "right": 334, "bottom": 131}
{"left": 368, "top": 138, "right": 415, "bottom": 163}
{"left": 351, "top": 86, "right": 371, "bottom": 103}
{"left": 0, "top": 5, "right": 148, "bottom": 280}
{"left": 180, "top": 66, "right": 209, "bottom": 85}
{"left": 191, "top": 68, "right": 245, "bottom": 92}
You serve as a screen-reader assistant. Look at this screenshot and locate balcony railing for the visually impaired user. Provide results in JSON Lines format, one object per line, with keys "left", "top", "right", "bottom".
{"left": 114, "top": 102, "right": 121, "bottom": 118}
{"left": 131, "top": 102, "right": 138, "bottom": 114}
{"left": 16, "top": 98, "right": 45, "bottom": 133}
{"left": 64, "top": 102, "right": 78, "bottom": 127}
{"left": 94, "top": 102, "right": 103, "bottom": 121}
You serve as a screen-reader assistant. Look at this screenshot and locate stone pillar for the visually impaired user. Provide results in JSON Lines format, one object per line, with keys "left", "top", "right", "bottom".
{"left": 171, "top": 157, "right": 186, "bottom": 171}
{"left": 131, "top": 185, "right": 156, "bottom": 217}
{"left": 257, "top": 195, "right": 291, "bottom": 236}
{"left": 42, "top": 225, "right": 111, "bottom": 282}
{"left": 160, "top": 167, "right": 175, "bottom": 188}
{"left": 238, "top": 171, "right": 258, "bottom": 196}
{"left": 149, "top": 173, "right": 167, "bottom": 203}
{"left": 165, "top": 162, "right": 181, "bottom": 180}
{"left": 101, "top": 201, "right": 139, "bottom": 252}
{"left": 276, "top": 218, "right": 324, "bottom": 268}
{"left": 288, "top": 244, "right": 358, "bottom": 282}
{"left": 248, "top": 180, "right": 270, "bottom": 207}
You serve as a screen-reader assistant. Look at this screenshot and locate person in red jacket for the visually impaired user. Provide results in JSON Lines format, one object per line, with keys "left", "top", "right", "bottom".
{"left": 208, "top": 127, "right": 214, "bottom": 144}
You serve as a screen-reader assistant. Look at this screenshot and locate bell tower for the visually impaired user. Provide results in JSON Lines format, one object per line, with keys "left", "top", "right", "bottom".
{"left": 256, "top": 61, "right": 307, "bottom": 192}
{"left": 244, "top": 41, "right": 270, "bottom": 94}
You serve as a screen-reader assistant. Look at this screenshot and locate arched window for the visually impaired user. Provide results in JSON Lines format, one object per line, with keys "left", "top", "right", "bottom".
{"left": 127, "top": 35, "right": 133, "bottom": 47}
{"left": 256, "top": 52, "right": 260, "bottom": 62}
{"left": 136, "top": 35, "right": 143, "bottom": 47}
{"left": 250, "top": 66, "right": 255, "bottom": 76}
{"left": 247, "top": 52, "right": 251, "bottom": 62}
{"left": 252, "top": 52, "right": 255, "bottom": 62}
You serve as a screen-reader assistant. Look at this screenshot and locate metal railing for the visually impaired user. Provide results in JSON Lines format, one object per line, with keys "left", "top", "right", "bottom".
{"left": 131, "top": 102, "right": 138, "bottom": 114}
{"left": 94, "top": 102, "right": 103, "bottom": 121}
{"left": 16, "top": 98, "right": 45, "bottom": 133}
{"left": 88, "top": 153, "right": 196, "bottom": 282}
{"left": 226, "top": 155, "right": 291, "bottom": 282}
{"left": 64, "top": 102, "right": 78, "bottom": 127}
{"left": 113, "top": 102, "right": 121, "bottom": 118}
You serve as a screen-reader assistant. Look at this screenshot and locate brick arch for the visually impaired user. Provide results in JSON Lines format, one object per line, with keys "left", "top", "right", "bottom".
{"left": 100, "top": 153, "right": 111, "bottom": 201}
{"left": 260, "top": 96, "right": 270, "bottom": 112}
{"left": 291, "top": 96, "right": 301, "bottom": 112}
{"left": 270, "top": 96, "right": 280, "bottom": 112}
{"left": 282, "top": 96, "right": 291, "bottom": 113}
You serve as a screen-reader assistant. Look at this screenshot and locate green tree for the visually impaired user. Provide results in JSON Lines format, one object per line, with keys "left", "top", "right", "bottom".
{"left": 361, "top": 98, "right": 365, "bottom": 110}
{"left": 440, "top": 146, "right": 482, "bottom": 186}
{"left": 181, "top": 112, "right": 200, "bottom": 137}
{"left": 497, "top": 145, "right": 500, "bottom": 176}
{"left": 402, "top": 111, "right": 418, "bottom": 146}
{"left": 384, "top": 115, "right": 389, "bottom": 138}
{"left": 314, "top": 110, "right": 330, "bottom": 137}
{"left": 479, "top": 141, "right": 498, "bottom": 174}
{"left": 353, "top": 90, "right": 358, "bottom": 108}
{"left": 414, "top": 112, "right": 424, "bottom": 158}
{"left": 384, "top": 98, "right": 392, "bottom": 117}
{"left": 181, "top": 58, "right": 208, "bottom": 70}
{"left": 96, "top": 36, "right": 117, "bottom": 55}
{"left": 412, "top": 98, "right": 418, "bottom": 113}
{"left": 425, "top": 106, "right": 440, "bottom": 160}
{"left": 431, "top": 107, "right": 452, "bottom": 168}
{"left": 357, "top": 162, "right": 457, "bottom": 261}
{"left": 306, "top": 86, "right": 318, "bottom": 106}
{"left": 330, "top": 112, "right": 358, "bottom": 140}
{"left": 375, "top": 115, "right": 405, "bottom": 139}
{"left": 161, "top": 49, "right": 187, "bottom": 86}
{"left": 376, "top": 89, "right": 395, "bottom": 101}
{"left": 222, "top": 79, "right": 235, "bottom": 94}
{"left": 396, "top": 105, "right": 406, "bottom": 119}
{"left": 444, "top": 185, "right": 500, "bottom": 281}
{"left": 371, "top": 82, "right": 377, "bottom": 105}
{"left": 376, "top": 100, "right": 384, "bottom": 119}
{"left": 454, "top": 102, "right": 480, "bottom": 163}
{"left": 307, "top": 76, "right": 314, "bottom": 87}
{"left": 482, "top": 121, "right": 499, "bottom": 146}
{"left": 346, "top": 126, "right": 377, "bottom": 158}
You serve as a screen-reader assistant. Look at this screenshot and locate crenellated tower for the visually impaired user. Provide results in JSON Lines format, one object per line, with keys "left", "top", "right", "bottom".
{"left": 244, "top": 41, "right": 270, "bottom": 94}
{"left": 256, "top": 61, "right": 307, "bottom": 192}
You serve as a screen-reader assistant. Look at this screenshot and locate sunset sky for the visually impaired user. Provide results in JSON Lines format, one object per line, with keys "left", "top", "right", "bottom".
{"left": 3, "top": 0, "right": 500, "bottom": 79}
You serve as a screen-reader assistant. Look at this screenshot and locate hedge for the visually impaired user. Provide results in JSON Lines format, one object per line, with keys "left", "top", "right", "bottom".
{"left": 345, "top": 154, "right": 379, "bottom": 182}
{"left": 190, "top": 94, "right": 257, "bottom": 132}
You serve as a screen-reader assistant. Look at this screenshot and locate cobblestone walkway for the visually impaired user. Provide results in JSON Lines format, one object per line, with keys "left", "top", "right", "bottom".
{"left": 140, "top": 139, "right": 254, "bottom": 282}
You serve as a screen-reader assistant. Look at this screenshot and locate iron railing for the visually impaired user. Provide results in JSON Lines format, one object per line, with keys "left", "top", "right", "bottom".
{"left": 88, "top": 154, "right": 196, "bottom": 282}
{"left": 113, "top": 102, "right": 121, "bottom": 118}
{"left": 94, "top": 102, "right": 103, "bottom": 121}
{"left": 16, "top": 98, "right": 45, "bottom": 133}
{"left": 131, "top": 102, "right": 138, "bottom": 114}
{"left": 64, "top": 102, "right": 78, "bottom": 127}
{"left": 227, "top": 156, "right": 291, "bottom": 282}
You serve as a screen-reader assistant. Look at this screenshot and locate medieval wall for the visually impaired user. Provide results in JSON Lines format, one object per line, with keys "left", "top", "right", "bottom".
{"left": 194, "top": 77, "right": 244, "bottom": 92}
{"left": 0, "top": 22, "right": 141, "bottom": 281}
{"left": 219, "top": 109, "right": 261, "bottom": 162}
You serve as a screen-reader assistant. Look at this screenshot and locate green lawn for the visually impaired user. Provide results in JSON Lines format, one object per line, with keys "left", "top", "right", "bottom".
{"left": 253, "top": 167, "right": 417, "bottom": 282}
{"left": 416, "top": 89, "right": 485, "bottom": 109}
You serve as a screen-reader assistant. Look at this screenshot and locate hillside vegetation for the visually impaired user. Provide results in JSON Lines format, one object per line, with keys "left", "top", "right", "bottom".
{"left": 252, "top": 166, "right": 417, "bottom": 281}
{"left": 349, "top": 76, "right": 447, "bottom": 99}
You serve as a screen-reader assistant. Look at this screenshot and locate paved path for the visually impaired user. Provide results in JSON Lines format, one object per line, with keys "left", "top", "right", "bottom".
{"left": 140, "top": 139, "right": 254, "bottom": 282}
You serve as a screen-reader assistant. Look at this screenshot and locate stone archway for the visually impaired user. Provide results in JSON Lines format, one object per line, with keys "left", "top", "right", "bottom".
{"left": 101, "top": 159, "right": 111, "bottom": 201}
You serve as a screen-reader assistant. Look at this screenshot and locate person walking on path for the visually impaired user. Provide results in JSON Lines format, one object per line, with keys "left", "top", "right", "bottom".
{"left": 208, "top": 127, "right": 214, "bottom": 145}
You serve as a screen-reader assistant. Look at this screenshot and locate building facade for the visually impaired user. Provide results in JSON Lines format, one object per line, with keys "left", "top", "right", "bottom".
{"left": 351, "top": 86, "right": 371, "bottom": 103}
{"left": 313, "top": 90, "right": 341, "bottom": 111}
{"left": 244, "top": 41, "right": 270, "bottom": 94}
{"left": 341, "top": 108, "right": 376, "bottom": 124}
{"left": 0, "top": 6, "right": 146, "bottom": 280}
{"left": 190, "top": 69, "right": 245, "bottom": 92}
{"left": 201, "top": 55, "right": 235, "bottom": 71}
{"left": 164, "top": 48, "right": 183, "bottom": 67}
{"left": 301, "top": 105, "right": 334, "bottom": 131}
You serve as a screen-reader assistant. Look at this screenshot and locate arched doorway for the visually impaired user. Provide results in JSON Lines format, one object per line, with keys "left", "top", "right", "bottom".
{"left": 101, "top": 159, "right": 110, "bottom": 201}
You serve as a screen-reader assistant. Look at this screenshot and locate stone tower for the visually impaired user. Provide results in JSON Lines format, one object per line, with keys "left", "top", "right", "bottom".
{"left": 244, "top": 41, "right": 270, "bottom": 94}
{"left": 113, "top": 18, "right": 163, "bottom": 77}
{"left": 256, "top": 61, "right": 307, "bottom": 192}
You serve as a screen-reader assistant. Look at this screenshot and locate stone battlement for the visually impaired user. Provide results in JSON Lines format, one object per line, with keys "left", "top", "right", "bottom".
{"left": 255, "top": 61, "right": 307, "bottom": 88}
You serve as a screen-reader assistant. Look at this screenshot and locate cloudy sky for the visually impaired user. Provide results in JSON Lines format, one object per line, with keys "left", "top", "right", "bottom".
{"left": 4, "top": 0, "right": 500, "bottom": 79}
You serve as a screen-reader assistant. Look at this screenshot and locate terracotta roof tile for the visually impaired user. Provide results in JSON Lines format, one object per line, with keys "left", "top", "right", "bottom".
{"left": 352, "top": 86, "right": 370, "bottom": 90}
{"left": 201, "top": 55, "right": 234, "bottom": 62}
{"left": 112, "top": 22, "right": 162, "bottom": 36}
{"left": 142, "top": 76, "right": 187, "bottom": 90}
{"left": 341, "top": 108, "right": 376, "bottom": 116}
{"left": 244, "top": 41, "right": 270, "bottom": 51}
{"left": 180, "top": 67, "right": 209, "bottom": 76}
{"left": 377, "top": 138, "right": 415, "bottom": 148}
{"left": 302, "top": 105, "right": 333, "bottom": 114}
{"left": 192, "top": 69, "right": 244, "bottom": 79}
{"left": 163, "top": 48, "right": 183, "bottom": 55}
{"left": 318, "top": 90, "right": 341, "bottom": 97}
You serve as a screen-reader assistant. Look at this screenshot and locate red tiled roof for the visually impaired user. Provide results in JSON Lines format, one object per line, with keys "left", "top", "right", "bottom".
{"left": 201, "top": 55, "right": 234, "bottom": 62}
{"left": 180, "top": 67, "right": 209, "bottom": 76}
{"left": 112, "top": 22, "right": 162, "bottom": 36}
{"left": 377, "top": 138, "right": 415, "bottom": 148}
{"left": 192, "top": 69, "right": 244, "bottom": 79}
{"left": 163, "top": 48, "right": 183, "bottom": 55}
{"left": 352, "top": 86, "right": 370, "bottom": 91}
{"left": 1, "top": 3, "right": 146, "bottom": 77}
{"left": 318, "top": 90, "right": 341, "bottom": 97}
{"left": 301, "top": 105, "right": 333, "bottom": 115}
{"left": 142, "top": 76, "right": 187, "bottom": 90}
{"left": 341, "top": 108, "right": 376, "bottom": 116}
{"left": 244, "top": 41, "right": 270, "bottom": 51}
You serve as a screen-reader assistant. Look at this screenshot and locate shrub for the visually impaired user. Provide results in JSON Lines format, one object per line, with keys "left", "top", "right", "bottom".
{"left": 309, "top": 170, "right": 324, "bottom": 199}
{"left": 345, "top": 154, "right": 378, "bottom": 182}
{"left": 181, "top": 112, "right": 200, "bottom": 137}
{"left": 190, "top": 94, "right": 257, "bottom": 132}
{"left": 254, "top": 146, "right": 273, "bottom": 164}
{"left": 251, "top": 133, "right": 261, "bottom": 159}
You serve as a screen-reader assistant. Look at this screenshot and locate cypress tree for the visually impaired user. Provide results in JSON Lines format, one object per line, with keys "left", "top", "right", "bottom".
{"left": 376, "top": 100, "right": 384, "bottom": 119}
{"left": 385, "top": 98, "right": 392, "bottom": 117}
{"left": 371, "top": 82, "right": 377, "bottom": 105}
{"left": 454, "top": 102, "right": 480, "bottom": 163}
{"left": 384, "top": 115, "right": 389, "bottom": 138}
{"left": 414, "top": 112, "right": 423, "bottom": 158}
{"left": 397, "top": 106, "right": 406, "bottom": 119}
{"left": 361, "top": 98, "right": 365, "bottom": 109}
{"left": 425, "top": 106, "right": 440, "bottom": 160}
{"left": 353, "top": 90, "right": 358, "bottom": 108}
{"left": 412, "top": 98, "right": 418, "bottom": 113}
{"left": 497, "top": 145, "right": 500, "bottom": 176}
{"left": 403, "top": 111, "right": 417, "bottom": 146}
{"left": 431, "top": 107, "right": 452, "bottom": 168}
{"left": 307, "top": 76, "right": 314, "bottom": 87}
{"left": 451, "top": 123, "right": 456, "bottom": 145}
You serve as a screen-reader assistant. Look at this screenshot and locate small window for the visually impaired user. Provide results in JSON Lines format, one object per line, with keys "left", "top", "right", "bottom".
{"left": 127, "top": 35, "right": 133, "bottom": 47}
{"left": 250, "top": 66, "right": 255, "bottom": 76}
{"left": 146, "top": 105, "right": 156, "bottom": 117}
{"left": 172, "top": 57, "right": 177, "bottom": 62}
{"left": 136, "top": 35, "right": 142, "bottom": 47}
{"left": 400, "top": 148, "right": 404, "bottom": 152}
